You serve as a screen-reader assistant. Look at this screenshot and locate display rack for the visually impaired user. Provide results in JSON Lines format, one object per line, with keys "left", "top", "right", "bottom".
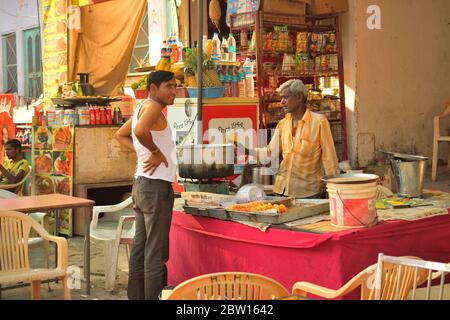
{"left": 230, "top": 11, "right": 348, "bottom": 161}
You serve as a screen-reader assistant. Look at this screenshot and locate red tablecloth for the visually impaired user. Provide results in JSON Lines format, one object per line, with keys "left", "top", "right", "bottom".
{"left": 167, "top": 210, "right": 450, "bottom": 299}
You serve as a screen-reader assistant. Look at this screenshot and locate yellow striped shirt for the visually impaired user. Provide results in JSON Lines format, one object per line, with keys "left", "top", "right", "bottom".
{"left": 256, "top": 110, "right": 339, "bottom": 198}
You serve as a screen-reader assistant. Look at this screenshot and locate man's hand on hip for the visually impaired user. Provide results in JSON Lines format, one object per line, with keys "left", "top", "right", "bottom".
{"left": 144, "top": 151, "right": 168, "bottom": 175}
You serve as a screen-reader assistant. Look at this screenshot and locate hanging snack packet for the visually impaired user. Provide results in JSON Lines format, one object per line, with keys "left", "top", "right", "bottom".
{"left": 295, "top": 53, "right": 310, "bottom": 72}
{"left": 274, "top": 25, "right": 289, "bottom": 52}
{"left": 308, "top": 33, "right": 319, "bottom": 53}
{"left": 249, "top": 31, "right": 257, "bottom": 51}
{"left": 326, "top": 32, "right": 337, "bottom": 53}
{"left": 264, "top": 32, "right": 274, "bottom": 52}
{"left": 296, "top": 32, "right": 308, "bottom": 53}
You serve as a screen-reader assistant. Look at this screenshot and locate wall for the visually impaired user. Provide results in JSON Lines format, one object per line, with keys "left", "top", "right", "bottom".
{"left": 0, "top": 0, "right": 41, "bottom": 96}
{"left": 342, "top": 0, "right": 450, "bottom": 167}
{"left": 340, "top": 0, "right": 358, "bottom": 168}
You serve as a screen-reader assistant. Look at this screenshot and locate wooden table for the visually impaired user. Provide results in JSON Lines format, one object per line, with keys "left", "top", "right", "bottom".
{"left": 0, "top": 194, "right": 95, "bottom": 295}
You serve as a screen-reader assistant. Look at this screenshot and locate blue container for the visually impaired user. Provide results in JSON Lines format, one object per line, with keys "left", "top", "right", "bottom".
{"left": 187, "top": 86, "right": 225, "bottom": 99}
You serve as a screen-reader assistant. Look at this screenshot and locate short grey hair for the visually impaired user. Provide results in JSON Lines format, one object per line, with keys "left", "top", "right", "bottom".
{"left": 277, "top": 79, "right": 309, "bottom": 102}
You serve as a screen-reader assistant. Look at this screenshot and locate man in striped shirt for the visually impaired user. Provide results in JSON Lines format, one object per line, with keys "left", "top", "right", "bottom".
{"left": 240, "top": 79, "right": 339, "bottom": 198}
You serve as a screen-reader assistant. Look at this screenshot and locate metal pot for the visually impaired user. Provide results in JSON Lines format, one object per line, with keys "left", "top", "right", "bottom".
{"left": 251, "top": 167, "right": 275, "bottom": 185}
{"left": 177, "top": 144, "right": 234, "bottom": 179}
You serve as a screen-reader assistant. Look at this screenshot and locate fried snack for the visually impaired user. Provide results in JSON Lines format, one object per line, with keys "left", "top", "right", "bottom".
{"left": 229, "top": 202, "right": 288, "bottom": 214}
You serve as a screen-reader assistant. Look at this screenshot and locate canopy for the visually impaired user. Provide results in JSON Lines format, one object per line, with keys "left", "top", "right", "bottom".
{"left": 68, "top": 0, "right": 147, "bottom": 95}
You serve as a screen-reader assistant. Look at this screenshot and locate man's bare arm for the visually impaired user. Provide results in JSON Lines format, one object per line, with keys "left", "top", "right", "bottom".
{"left": 0, "top": 165, "right": 25, "bottom": 184}
{"left": 133, "top": 102, "right": 160, "bottom": 153}
{"left": 115, "top": 119, "right": 135, "bottom": 151}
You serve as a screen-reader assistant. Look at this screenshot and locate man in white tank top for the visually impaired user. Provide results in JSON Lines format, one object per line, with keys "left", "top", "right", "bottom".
{"left": 115, "top": 71, "right": 177, "bottom": 300}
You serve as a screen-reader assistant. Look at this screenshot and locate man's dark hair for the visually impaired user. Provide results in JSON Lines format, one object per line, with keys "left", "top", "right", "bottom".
{"left": 146, "top": 71, "right": 175, "bottom": 91}
{"left": 5, "top": 139, "right": 22, "bottom": 151}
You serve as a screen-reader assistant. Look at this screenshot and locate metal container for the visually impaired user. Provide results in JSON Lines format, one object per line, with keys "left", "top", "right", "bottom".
{"left": 388, "top": 153, "right": 428, "bottom": 197}
{"left": 177, "top": 144, "right": 234, "bottom": 179}
{"left": 251, "top": 167, "right": 274, "bottom": 186}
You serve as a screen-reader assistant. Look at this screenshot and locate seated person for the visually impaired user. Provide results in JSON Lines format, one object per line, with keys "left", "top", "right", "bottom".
{"left": 0, "top": 139, "right": 30, "bottom": 191}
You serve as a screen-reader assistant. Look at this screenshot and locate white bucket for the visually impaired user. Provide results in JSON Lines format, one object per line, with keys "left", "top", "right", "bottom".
{"left": 327, "top": 181, "right": 378, "bottom": 228}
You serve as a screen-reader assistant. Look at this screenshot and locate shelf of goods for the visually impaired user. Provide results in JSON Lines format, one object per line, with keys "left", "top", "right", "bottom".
{"left": 229, "top": 11, "right": 348, "bottom": 161}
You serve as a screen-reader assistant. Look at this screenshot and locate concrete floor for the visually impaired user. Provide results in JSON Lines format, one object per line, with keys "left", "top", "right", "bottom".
{"left": 1, "top": 165, "right": 449, "bottom": 300}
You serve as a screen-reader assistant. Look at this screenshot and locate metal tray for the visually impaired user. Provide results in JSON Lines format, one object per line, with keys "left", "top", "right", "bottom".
{"left": 183, "top": 205, "right": 231, "bottom": 221}
{"left": 227, "top": 199, "right": 330, "bottom": 224}
{"left": 207, "top": 208, "right": 231, "bottom": 221}
{"left": 182, "top": 205, "right": 209, "bottom": 217}
{"left": 183, "top": 199, "right": 330, "bottom": 225}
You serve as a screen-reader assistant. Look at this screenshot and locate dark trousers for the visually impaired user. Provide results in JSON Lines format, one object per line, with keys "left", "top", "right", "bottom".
{"left": 127, "top": 177, "right": 174, "bottom": 300}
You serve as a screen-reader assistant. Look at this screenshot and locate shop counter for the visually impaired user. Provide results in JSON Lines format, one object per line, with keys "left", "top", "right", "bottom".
{"left": 167, "top": 209, "right": 450, "bottom": 300}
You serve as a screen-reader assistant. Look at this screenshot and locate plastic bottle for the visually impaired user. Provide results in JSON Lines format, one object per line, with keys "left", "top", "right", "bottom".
{"left": 106, "top": 107, "right": 113, "bottom": 125}
{"left": 243, "top": 58, "right": 255, "bottom": 97}
{"left": 170, "top": 41, "right": 178, "bottom": 64}
{"left": 161, "top": 41, "right": 168, "bottom": 58}
{"left": 240, "top": 30, "right": 248, "bottom": 47}
{"left": 100, "top": 108, "right": 107, "bottom": 125}
{"left": 117, "top": 107, "right": 123, "bottom": 124}
{"left": 94, "top": 106, "right": 100, "bottom": 125}
{"left": 178, "top": 41, "right": 184, "bottom": 62}
{"left": 238, "top": 65, "right": 246, "bottom": 97}
{"left": 211, "top": 33, "right": 221, "bottom": 62}
{"left": 221, "top": 37, "right": 229, "bottom": 62}
{"left": 89, "top": 105, "right": 96, "bottom": 125}
{"left": 206, "top": 39, "right": 213, "bottom": 58}
{"left": 228, "top": 34, "right": 237, "bottom": 62}
{"left": 217, "top": 65, "right": 225, "bottom": 86}
{"left": 165, "top": 38, "right": 172, "bottom": 57}
{"left": 223, "top": 66, "right": 232, "bottom": 97}
{"left": 231, "top": 66, "right": 239, "bottom": 97}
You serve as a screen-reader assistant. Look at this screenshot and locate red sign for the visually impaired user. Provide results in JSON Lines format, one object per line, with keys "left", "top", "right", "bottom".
{"left": 0, "top": 94, "right": 15, "bottom": 163}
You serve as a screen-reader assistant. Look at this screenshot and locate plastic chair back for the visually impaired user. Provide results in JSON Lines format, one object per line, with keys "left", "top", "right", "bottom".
{"left": 375, "top": 253, "right": 450, "bottom": 300}
{"left": 167, "top": 272, "right": 290, "bottom": 300}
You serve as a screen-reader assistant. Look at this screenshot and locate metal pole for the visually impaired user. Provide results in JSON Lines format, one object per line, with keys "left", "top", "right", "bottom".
{"left": 196, "top": 0, "right": 203, "bottom": 144}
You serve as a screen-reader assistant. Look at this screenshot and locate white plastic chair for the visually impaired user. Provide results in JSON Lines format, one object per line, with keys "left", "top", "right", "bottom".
{"left": 0, "top": 190, "right": 51, "bottom": 269}
{"left": 375, "top": 253, "right": 450, "bottom": 300}
{"left": 90, "top": 197, "right": 135, "bottom": 291}
{"left": 0, "top": 190, "right": 51, "bottom": 296}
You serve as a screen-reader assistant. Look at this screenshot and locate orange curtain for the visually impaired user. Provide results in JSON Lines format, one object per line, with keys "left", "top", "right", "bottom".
{"left": 69, "top": 0, "right": 146, "bottom": 96}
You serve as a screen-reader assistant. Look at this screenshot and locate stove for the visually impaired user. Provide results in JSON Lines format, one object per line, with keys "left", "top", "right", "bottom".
{"left": 180, "top": 179, "right": 230, "bottom": 195}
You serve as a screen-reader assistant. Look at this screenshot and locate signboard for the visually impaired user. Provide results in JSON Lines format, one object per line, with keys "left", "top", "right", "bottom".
{"left": 42, "top": 0, "right": 68, "bottom": 109}
{"left": 0, "top": 94, "right": 16, "bottom": 163}
{"left": 33, "top": 125, "right": 74, "bottom": 236}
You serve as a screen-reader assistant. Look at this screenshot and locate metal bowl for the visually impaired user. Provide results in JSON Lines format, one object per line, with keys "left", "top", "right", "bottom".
{"left": 321, "top": 173, "right": 379, "bottom": 184}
